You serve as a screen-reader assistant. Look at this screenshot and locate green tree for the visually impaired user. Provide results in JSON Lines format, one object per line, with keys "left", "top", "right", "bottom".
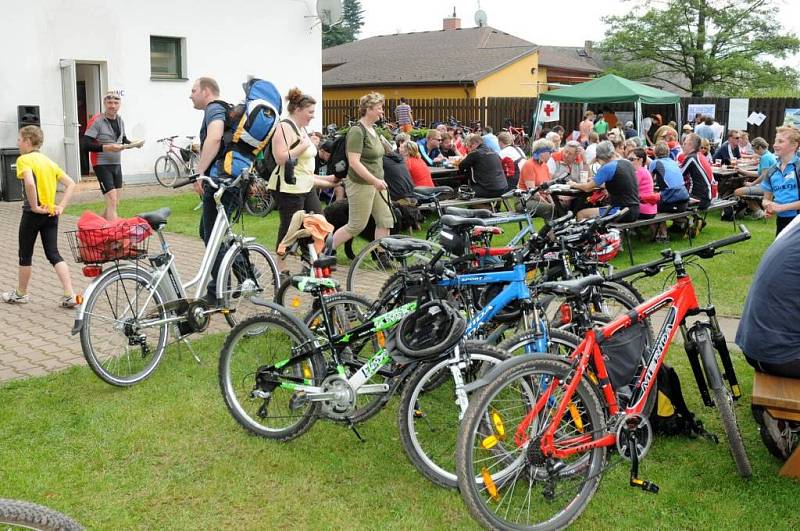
{"left": 600, "top": 0, "right": 800, "bottom": 96}
{"left": 322, "top": 0, "right": 364, "bottom": 48}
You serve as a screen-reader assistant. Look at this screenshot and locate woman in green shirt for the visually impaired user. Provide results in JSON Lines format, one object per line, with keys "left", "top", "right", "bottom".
{"left": 331, "top": 92, "right": 395, "bottom": 249}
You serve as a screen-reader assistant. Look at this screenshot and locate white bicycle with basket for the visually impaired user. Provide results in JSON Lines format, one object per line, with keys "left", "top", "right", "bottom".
{"left": 67, "top": 174, "right": 280, "bottom": 386}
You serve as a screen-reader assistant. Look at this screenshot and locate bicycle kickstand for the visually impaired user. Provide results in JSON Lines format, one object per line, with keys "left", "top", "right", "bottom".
{"left": 627, "top": 430, "right": 659, "bottom": 494}
{"left": 346, "top": 419, "right": 366, "bottom": 444}
{"left": 174, "top": 327, "right": 202, "bottom": 365}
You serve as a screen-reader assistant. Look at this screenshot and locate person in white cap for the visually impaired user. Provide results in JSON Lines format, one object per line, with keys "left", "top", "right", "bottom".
{"left": 82, "top": 90, "right": 143, "bottom": 220}
{"left": 623, "top": 120, "right": 637, "bottom": 139}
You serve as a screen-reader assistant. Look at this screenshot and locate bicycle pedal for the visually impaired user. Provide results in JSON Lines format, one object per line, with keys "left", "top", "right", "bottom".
{"left": 630, "top": 478, "right": 659, "bottom": 493}
{"left": 288, "top": 391, "right": 308, "bottom": 411}
{"left": 414, "top": 409, "right": 425, "bottom": 418}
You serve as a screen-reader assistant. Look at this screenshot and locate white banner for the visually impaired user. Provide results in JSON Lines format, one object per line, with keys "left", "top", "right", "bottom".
{"left": 540, "top": 101, "right": 560, "bottom": 122}
{"left": 728, "top": 99, "right": 750, "bottom": 130}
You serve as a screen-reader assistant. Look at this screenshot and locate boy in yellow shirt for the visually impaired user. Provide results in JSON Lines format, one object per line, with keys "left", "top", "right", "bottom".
{"left": 2, "top": 125, "right": 78, "bottom": 306}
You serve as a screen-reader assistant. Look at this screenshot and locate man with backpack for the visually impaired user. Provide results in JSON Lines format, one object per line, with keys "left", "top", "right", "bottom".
{"left": 189, "top": 76, "right": 239, "bottom": 305}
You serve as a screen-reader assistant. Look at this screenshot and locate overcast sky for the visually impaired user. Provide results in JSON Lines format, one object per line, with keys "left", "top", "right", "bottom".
{"left": 355, "top": 0, "right": 800, "bottom": 70}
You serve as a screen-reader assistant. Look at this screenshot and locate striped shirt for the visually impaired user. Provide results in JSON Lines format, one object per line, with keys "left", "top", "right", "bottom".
{"left": 395, "top": 103, "right": 412, "bottom": 126}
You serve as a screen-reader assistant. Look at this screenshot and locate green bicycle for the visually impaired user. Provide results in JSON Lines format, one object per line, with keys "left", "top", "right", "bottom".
{"left": 218, "top": 276, "right": 505, "bottom": 444}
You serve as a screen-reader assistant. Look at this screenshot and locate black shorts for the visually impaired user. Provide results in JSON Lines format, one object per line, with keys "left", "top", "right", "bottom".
{"left": 95, "top": 165, "right": 123, "bottom": 194}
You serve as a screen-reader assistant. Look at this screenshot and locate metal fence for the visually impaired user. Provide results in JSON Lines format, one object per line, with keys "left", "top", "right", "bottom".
{"left": 323, "top": 96, "right": 800, "bottom": 145}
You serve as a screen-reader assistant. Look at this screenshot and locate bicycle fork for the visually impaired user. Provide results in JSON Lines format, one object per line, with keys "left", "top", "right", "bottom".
{"left": 681, "top": 306, "right": 742, "bottom": 408}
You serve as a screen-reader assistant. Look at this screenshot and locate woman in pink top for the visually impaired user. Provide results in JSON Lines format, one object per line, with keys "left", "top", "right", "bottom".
{"left": 401, "top": 140, "right": 434, "bottom": 187}
{"left": 628, "top": 147, "right": 659, "bottom": 224}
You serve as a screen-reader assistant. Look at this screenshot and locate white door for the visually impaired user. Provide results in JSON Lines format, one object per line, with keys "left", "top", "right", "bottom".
{"left": 60, "top": 59, "right": 81, "bottom": 182}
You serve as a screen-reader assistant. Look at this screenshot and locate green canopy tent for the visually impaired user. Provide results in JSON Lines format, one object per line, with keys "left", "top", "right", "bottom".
{"left": 532, "top": 74, "right": 682, "bottom": 140}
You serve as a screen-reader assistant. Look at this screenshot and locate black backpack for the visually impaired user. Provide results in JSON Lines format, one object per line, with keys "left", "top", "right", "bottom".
{"left": 255, "top": 119, "right": 300, "bottom": 180}
{"left": 651, "top": 364, "right": 714, "bottom": 439}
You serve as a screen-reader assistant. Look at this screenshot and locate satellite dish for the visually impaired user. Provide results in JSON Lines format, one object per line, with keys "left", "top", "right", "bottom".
{"left": 474, "top": 9, "right": 487, "bottom": 27}
{"left": 317, "top": 0, "right": 343, "bottom": 26}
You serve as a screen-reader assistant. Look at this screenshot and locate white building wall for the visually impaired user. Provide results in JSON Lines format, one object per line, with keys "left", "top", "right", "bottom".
{"left": 0, "top": 0, "right": 322, "bottom": 182}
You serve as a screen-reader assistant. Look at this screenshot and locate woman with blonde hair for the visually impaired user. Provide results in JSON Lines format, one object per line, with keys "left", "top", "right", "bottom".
{"left": 331, "top": 92, "right": 395, "bottom": 250}
{"left": 401, "top": 140, "right": 434, "bottom": 187}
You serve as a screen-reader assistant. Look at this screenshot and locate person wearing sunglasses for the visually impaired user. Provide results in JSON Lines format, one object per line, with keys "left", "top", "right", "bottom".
{"left": 712, "top": 129, "right": 741, "bottom": 166}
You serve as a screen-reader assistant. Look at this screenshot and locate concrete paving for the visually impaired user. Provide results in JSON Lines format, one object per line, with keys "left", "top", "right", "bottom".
{"left": 0, "top": 179, "right": 745, "bottom": 383}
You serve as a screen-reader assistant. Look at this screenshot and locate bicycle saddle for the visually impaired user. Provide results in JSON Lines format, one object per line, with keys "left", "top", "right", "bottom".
{"left": 440, "top": 214, "right": 487, "bottom": 229}
{"left": 534, "top": 275, "right": 605, "bottom": 296}
{"left": 414, "top": 186, "right": 454, "bottom": 197}
{"left": 443, "top": 206, "right": 494, "bottom": 218}
{"left": 137, "top": 207, "right": 172, "bottom": 230}
{"left": 379, "top": 237, "right": 433, "bottom": 254}
{"left": 312, "top": 255, "right": 337, "bottom": 269}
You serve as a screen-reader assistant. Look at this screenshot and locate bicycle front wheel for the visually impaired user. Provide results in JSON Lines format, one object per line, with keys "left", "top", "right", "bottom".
{"left": 397, "top": 342, "right": 507, "bottom": 488}
{"left": 456, "top": 356, "right": 607, "bottom": 531}
{"left": 219, "top": 313, "right": 326, "bottom": 440}
{"left": 696, "top": 332, "right": 752, "bottom": 477}
{"left": 80, "top": 268, "right": 169, "bottom": 386}
{"left": 220, "top": 243, "right": 280, "bottom": 328}
{"left": 0, "top": 499, "right": 83, "bottom": 531}
{"left": 153, "top": 155, "right": 180, "bottom": 187}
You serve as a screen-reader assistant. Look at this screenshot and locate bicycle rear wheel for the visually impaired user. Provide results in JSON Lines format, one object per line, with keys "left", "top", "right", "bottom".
{"left": 220, "top": 243, "right": 280, "bottom": 328}
{"left": 244, "top": 178, "right": 275, "bottom": 217}
{"left": 154, "top": 155, "right": 179, "bottom": 187}
{"left": 397, "top": 342, "right": 507, "bottom": 488}
{"left": 219, "top": 313, "right": 325, "bottom": 440}
{"left": 80, "top": 268, "right": 169, "bottom": 386}
{"left": 456, "top": 356, "right": 607, "bottom": 531}
{"left": 0, "top": 499, "right": 83, "bottom": 531}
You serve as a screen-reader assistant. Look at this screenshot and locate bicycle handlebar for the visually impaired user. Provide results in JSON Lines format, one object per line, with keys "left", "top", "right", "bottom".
{"left": 610, "top": 224, "right": 751, "bottom": 281}
{"left": 171, "top": 173, "right": 244, "bottom": 192}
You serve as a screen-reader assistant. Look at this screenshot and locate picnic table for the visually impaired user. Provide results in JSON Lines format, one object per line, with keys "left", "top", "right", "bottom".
{"left": 430, "top": 166, "right": 464, "bottom": 188}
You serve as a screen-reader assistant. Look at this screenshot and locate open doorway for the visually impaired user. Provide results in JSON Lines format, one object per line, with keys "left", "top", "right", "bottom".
{"left": 75, "top": 63, "right": 103, "bottom": 176}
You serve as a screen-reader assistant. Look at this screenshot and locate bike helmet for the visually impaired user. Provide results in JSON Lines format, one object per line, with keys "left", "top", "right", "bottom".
{"left": 457, "top": 185, "right": 476, "bottom": 200}
{"left": 395, "top": 300, "right": 467, "bottom": 358}
{"left": 592, "top": 228, "right": 622, "bottom": 263}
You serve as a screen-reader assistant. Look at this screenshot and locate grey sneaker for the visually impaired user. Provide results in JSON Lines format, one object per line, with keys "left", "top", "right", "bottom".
{"left": 749, "top": 209, "right": 766, "bottom": 220}
{"left": 2, "top": 290, "right": 30, "bottom": 304}
{"left": 60, "top": 295, "right": 79, "bottom": 308}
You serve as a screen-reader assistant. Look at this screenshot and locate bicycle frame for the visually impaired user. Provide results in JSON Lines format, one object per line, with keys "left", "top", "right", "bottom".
{"left": 258, "top": 301, "right": 419, "bottom": 400}
{"left": 519, "top": 271, "right": 712, "bottom": 459}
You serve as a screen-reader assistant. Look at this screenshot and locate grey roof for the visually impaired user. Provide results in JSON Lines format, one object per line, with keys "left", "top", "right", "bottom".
{"left": 537, "top": 46, "right": 604, "bottom": 73}
{"left": 322, "top": 27, "right": 537, "bottom": 87}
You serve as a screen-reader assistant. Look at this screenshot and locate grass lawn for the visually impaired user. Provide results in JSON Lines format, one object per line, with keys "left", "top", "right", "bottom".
{"left": 29, "top": 193, "right": 787, "bottom": 529}
{"left": 2, "top": 334, "right": 798, "bottom": 529}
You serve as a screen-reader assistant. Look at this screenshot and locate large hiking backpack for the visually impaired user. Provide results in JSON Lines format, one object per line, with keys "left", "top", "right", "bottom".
{"left": 216, "top": 79, "right": 282, "bottom": 178}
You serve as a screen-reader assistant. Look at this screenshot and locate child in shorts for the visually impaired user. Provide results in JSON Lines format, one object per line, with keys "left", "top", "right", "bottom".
{"left": 2, "top": 125, "right": 78, "bottom": 307}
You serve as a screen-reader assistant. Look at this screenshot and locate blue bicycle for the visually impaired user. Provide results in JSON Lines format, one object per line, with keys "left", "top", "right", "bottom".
{"left": 377, "top": 234, "right": 581, "bottom": 489}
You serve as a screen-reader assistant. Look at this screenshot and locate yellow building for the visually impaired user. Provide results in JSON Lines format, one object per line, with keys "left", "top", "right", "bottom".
{"left": 322, "top": 16, "right": 603, "bottom": 102}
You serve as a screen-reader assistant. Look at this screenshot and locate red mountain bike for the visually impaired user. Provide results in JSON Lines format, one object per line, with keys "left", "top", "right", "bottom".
{"left": 456, "top": 225, "right": 752, "bottom": 531}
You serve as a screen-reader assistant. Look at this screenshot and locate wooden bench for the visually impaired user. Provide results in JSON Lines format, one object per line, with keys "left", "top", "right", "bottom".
{"left": 610, "top": 198, "right": 739, "bottom": 265}
{"left": 752, "top": 372, "right": 800, "bottom": 478}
